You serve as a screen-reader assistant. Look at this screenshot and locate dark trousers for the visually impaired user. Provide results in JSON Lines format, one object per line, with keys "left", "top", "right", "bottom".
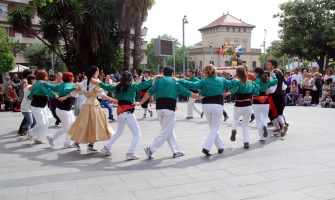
{"left": 311, "top": 89, "right": 319, "bottom": 104}
{"left": 19, "top": 117, "right": 27, "bottom": 133}
{"left": 51, "top": 99, "right": 61, "bottom": 124}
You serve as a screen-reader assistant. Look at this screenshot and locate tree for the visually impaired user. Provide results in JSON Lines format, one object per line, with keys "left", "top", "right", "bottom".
{"left": 273, "top": 0, "right": 335, "bottom": 74}
{"left": 132, "top": 0, "right": 155, "bottom": 72}
{"left": 23, "top": 42, "right": 67, "bottom": 73}
{"left": 0, "top": 27, "right": 16, "bottom": 73}
{"left": 8, "top": 0, "right": 124, "bottom": 74}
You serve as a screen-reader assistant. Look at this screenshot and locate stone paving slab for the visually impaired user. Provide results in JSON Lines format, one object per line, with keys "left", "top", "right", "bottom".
{"left": 0, "top": 102, "right": 335, "bottom": 199}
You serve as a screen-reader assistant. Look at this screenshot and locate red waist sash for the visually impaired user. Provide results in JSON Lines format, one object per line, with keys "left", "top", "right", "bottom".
{"left": 117, "top": 104, "right": 135, "bottom": 116}
{"left": 253, "top": 96, "right": 269, "bottom": 104}
{"left": 141, "top": 91, "right": 151, "bottom": 107}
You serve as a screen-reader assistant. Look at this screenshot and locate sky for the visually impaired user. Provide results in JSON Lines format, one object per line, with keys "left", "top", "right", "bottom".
{"left": 144, "top": 0, "right": 288, "bottom": 53}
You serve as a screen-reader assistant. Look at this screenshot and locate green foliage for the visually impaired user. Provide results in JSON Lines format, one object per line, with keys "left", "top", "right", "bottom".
{"left": 258, "top": 46, "right": 292, "bottom": 70}
{"left": 0, "top": 27, "right": 16, "bottom": 73}
{"left": 302, "top": 61, "right": 310, "bottom": 68}
{"left": 144, "top": 34, "right": 195, "bottom": 74}
{"left": 273, "top": 0, "right": 335, "bottom": 74}
{"left": 23, "top": 42, "right": 67, "bottom": 73}
{"left": 96, "top": 40, "right": 124, "bottom": 74}
{"left": 8, "top": 0, "right": 124, "bottom": 74}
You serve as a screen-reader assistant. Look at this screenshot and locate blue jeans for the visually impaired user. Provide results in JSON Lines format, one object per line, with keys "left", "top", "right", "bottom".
{"left": 100, "top": 100, "right": 113, "bottom": 118}
{"left": 286, "top": 102, "right": 295, "bottom": 106}
{"left": 303, "top": 103, "right": 313, "bottom": 106}
{"left": 22, "top": 112, "right": 36, "bottom": 132}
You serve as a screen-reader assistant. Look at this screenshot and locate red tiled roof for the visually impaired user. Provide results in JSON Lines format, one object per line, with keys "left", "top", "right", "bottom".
{"left": 198, "top": 14, "right": 255, "bottom": 31}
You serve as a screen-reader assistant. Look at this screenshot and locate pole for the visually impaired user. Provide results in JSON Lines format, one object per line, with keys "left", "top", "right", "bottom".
{"left": 211, "top": 46, "right": 213, "bottom": 64}
{"left": 164, "top": 57, "right": 166, "bottom": 68}
{"left": 263, "top": 30, "right": 267, "bottom": 69}
{"left": 52, "top": 52, "right": 54, "bottom": 75}
{"left": 283, "top": 55, "right": 285, "bottom": 69}
{"left": 183, "top": 18, "right": 185, "bottom": 75}
{"left": 186, "top": 50, "right": 190, "bottom": 72}
{"left": 173, "top": 40, "right": 175, "bottom": 73}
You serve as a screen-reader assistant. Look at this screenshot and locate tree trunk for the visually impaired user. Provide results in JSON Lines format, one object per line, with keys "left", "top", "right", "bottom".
{"left": 123, "top": 28, "right": 131, "bottom": 72}
{"left": 315, "top": 55, "right": 325, "bottom": 74}
{"left": 133, "top": 16, "right": 143, "bottom": 72}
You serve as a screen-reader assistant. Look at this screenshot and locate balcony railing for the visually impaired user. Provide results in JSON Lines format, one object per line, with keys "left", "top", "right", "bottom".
{"left": 120, "top": 41, "right": 147, "bottom": 50}
{"left": 4, "top": 0, "right": 30, "bottom": 4}
{"left": 130, "top": 28, "right": 148, "bottom": 36}
{"left": 129, "top": 56, "right": 147, "bottom": 65}
{"left": 0, "top": 15, "right": 7, "bottom": 22}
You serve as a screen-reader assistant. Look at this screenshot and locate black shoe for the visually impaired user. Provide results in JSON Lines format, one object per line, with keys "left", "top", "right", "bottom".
{"left": 259, "top": 140, "right": 265, "bottom": 143}
{"left": 149, "top": 110, "right": 153, "bottom": 117}
{"left": 244, "top": 142, "right": 250, "bottom": 149}
{"left": 250, "top": 113, "right": 255, "bottom": 122}
{"left": 268, "top": 122, "right": 273, "bottom": 126}
{"left": 239, "top": 119, "right": 242, "bottom": 121}
{"left": 186, "top": 117, "right": 193, "bottom": 119}
{"left": 218, "top": 149, "right": 224, "bottom": 154}
{"left": 200, "top": 112, "right": 204, "bottom": 118}
{"left": 202, "top": 148, "right": 212, "bottom": 156}
{"left": 108, "top": 117, "right": 115, "bottom": 121}
{"left": 263, "top": 126, "right": 268, "bottom": 138}
{"left": 230, "top": 130, "right": 236, "bottom": 141}
{"left": 224, "top": 116, "right": 229, "bottom": 121}
{"left": 273, "top": 129, "right": 281, "bottom": 132}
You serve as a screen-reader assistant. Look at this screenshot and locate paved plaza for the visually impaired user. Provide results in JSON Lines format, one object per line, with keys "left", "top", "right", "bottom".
{"left": 0, "top": 102, "right": 335, "bottom": 200}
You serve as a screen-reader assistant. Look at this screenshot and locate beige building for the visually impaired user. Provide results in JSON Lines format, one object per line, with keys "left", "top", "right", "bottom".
{"left": 189, "top": 13, "right": 261, "bottom": 70}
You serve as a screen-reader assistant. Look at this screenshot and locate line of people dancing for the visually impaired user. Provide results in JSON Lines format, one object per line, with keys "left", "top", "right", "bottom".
{"left": 19, "top": 58, "right": 288, "bottom": 160}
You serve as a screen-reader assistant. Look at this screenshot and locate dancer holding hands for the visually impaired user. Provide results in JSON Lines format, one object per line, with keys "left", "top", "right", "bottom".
{"left": 95, "top": 71, "right": 163, "bottom": 160}
{"left": 224, "top": 66, "right": 259, "bottom": 149}
{"left": 174, "top": 64, "right": 237, "bottom": 156}
{"left": 252, "top": 67, "right": 277, "bottom": 142}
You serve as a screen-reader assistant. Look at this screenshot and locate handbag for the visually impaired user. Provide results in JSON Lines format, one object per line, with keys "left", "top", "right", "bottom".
{"left": 312, "top": 85, "right": 317, "bottom": 91}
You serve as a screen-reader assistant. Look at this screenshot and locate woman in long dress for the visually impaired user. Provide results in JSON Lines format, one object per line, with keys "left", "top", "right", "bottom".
{"left": 67, "top": 65, "right": 115, "bottom": 153}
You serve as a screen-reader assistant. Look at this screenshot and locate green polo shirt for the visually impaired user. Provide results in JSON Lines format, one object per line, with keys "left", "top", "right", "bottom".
{"left": 99, "top": 79, "right": 153, "bottom": 102}
{"left": 28, "top": 80, "right": 57, "bottom": 100}
{"left": 229, "top": 81, "right": 259, "bottom": 96}
{"left": 179, "top": 76, "right": 238, "bottom": 97}
{"left": 254, "top": 76, "right": 278, "bottom": 93}
{"left": 43, "top": 82, "right": 77, "bottom": 97}
{"left": 147, "top": 76, "right": 191, "bottom": 99}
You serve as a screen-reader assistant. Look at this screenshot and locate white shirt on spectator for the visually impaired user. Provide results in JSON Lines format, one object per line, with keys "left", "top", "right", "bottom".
{"left": 109, "top": 79, "right": 113, "bottom": 84}
{"left": 292, "top": 74, "right": 303, "bottom": 85}
{"left": 21, "top": 85, "right": 32, "bottom": 112}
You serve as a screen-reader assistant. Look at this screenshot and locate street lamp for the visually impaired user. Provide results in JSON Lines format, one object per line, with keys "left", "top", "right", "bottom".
{"left": 182, "top": 15, "right": 189, "bottom": 75}
{"left": 173, "top": 38, "right": 176, "bottom": 73}
{"left": 187, "top": 50, "right": 189, "bottom": 73}
{"left": 263, "top": 29, "right": 267, "bottom": 68}
{"left": 209, "top": 43, "right": 213, "bottom": 65}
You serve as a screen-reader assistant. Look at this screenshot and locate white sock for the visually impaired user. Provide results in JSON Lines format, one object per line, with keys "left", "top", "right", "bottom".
{"left": 144, "top": 108, "right": 148, "bottom": 115}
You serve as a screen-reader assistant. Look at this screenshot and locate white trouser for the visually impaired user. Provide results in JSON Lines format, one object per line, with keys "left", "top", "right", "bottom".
{"left": 252, "top": 104, "right": 269, "bottom": 140}
{"left": 232, "top": 106, "right": 252, "bottom": 143}
{"left": 49, "top": 108, "right": 74, "bottom": 144}
{"left": 187, "top": 98, "right": 202, "bottom": 117}
{"left": 202, "top": 104, "right": 224, "bottom": 151}
{"left": 150, "top": 109, "right": 180, "bottom": 154}
{"left": 105, "top": 113, "right": 140, "bottom": 153}
{"left": 30, "top": 106, "right": 49, "bottom": 141}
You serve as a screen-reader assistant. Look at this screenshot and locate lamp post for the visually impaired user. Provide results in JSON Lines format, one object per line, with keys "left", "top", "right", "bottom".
{"left": 209, "top": 43, "right": 213, "bottom": 65}
{"left": 182, "top": 15, "right": 189, "bottom": 75}
{"left": 263, "top": 29, "right": 267, "bottom": 68}
{"left": 173, "top": 38, "right": 176, "bottom": 73}
{"left": 187, "top": 50, "right": 189, "bottom": 73}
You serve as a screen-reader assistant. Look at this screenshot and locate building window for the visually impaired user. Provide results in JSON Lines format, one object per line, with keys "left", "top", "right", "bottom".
{"left": 244, "top": 28, "right": 246, "bottom": 32}
{"left": 227, "top": 27, "right": 229, "bottom": 32}
{"left": 253, "top": 61, "right": 256, "bottom": 69}
{"left": 239, "top": 28, "right": 241, "bottom": 32}
{"left": 225, "top": 61, "right": 230, "bottom": 67}
{"left": 200, "top": 61, "right": 202, "bottom": 68}
{"left": 233, "top": 28, "right": 235, "bottom": 32}
{"left": 0, "top": 5, "right": 8, "bottom": 16}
